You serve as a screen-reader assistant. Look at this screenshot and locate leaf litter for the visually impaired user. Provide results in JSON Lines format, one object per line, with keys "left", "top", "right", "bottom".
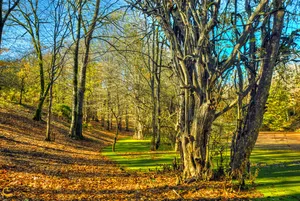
{"left": 0, "top": 104, "right": 262, "bottom": 200}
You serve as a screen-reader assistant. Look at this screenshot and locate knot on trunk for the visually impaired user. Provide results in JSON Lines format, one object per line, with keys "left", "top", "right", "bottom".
{"left": 208, "top": 98, "right": 217, "bottom": 110}
{"left": 188, "top": 135, "right": 195, "bottom": 143}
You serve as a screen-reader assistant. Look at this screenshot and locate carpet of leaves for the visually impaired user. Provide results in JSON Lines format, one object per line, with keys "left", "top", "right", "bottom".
{"left": 0, "top": 103, "right": 262, "bottom": 200}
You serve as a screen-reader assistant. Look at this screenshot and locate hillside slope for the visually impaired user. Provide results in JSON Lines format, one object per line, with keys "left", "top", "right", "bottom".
{"left": 0, "top": 102, "right": 260, "bottom": 200}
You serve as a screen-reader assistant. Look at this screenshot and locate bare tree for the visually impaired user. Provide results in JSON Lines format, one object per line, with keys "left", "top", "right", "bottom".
{"left": 127, "top": 0, "right": 273, "bottom": 180}
{"left": 69, "top": 0, "right": 101, "bottom": 139}
{"left": 45, "top": 0, "right": 70, "bottom": 141}
{"left": 12, "top": 0, "right": 50, "bottom": 121}
{"left": 0, "top": 0, "right": 20, "bottom": 48}
{"left": 230, "top": 0, "right": 286, "bottom": 185}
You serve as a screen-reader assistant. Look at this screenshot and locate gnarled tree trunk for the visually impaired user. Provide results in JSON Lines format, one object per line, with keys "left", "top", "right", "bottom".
{"left": 181, "top": 100, "right": 216, "bottom": 180}
{"left": 231, "top": 0, "right": 285, "bottom": 185}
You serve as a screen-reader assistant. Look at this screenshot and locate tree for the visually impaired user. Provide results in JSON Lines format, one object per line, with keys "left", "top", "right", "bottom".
{"left": 230, "top": 0, "right": 287, "bottom": 186}
{"left": 69, "top": 0, "right": 101, "bottom": 139}
{"left": 263, "top": 65, "right": 300, "bottom": 131}
{"left": 12, "top": 0, "right": 50, "bottom": 121}
{"left": 45, "top": 0, "right": 70, "bottom": 141}
{"left": 0, "top": 0, "right": 20, "bottom": 48}
{"left": 149, "top": 21, "right": 165, "bottom": 151}
{"left": 127, "top": 0, "right": 269, "bottom": 180}
{"left": 68, "top": 0, "right": 83, "bottom": 138}
{"left": 68, "top": 0, "right": 124, "bottom": 139}
{"left": 16, "top": 61, "right": 30, "bottom": 104}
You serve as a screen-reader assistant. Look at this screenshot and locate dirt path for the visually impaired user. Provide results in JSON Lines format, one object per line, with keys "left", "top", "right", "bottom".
{"left": 0, "top": 104, "right": 259, "bottom": 200}
{"left": 256, "top": 132, "right": 300, "bottom": 150}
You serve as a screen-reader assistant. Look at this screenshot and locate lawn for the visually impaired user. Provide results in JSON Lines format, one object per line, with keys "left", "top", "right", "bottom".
{"left": 103, "top": 134, "right": 300, "bottom": 200}
{"left": 102, "top": 138, "right": 179, "bottom": 171}
{"left": 251, "top": 149, "right": 300, "bottom": 200}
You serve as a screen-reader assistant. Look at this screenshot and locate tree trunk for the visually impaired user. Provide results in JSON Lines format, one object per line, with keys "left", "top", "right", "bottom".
{"left": 106, "top": 115, "right": 110, "bottom": 130}
{"left": 110, "top": 113, "right": 113, "bottom": 130}
{"left": 0, "top": 24, "right": 3, "bottom": 48}
{"left": 155, "top": 32, "right": 163, "bottom": 150}
{"left": 69, "top": 0, "right": 82, "bottom": 138}
{"left": 45, "top": 82, "right": 53, "bottom": 141}
{"left": 150, "top": 32, "right": 157, "bottom": 151}
{"left": 75, "top": 85, "right": 85, "bottom": 139}
{"left": 155, "top": 96, "right": 161, "bottom": 150}
{"left": 32, "top": 38, "right": 45, "bottom": 121}
{"left": 112, "top": 117, "right": 119, "bottom": 152}
{"left": 125, "top": 108, "right": 129, "bottom": 131}
{"left": 74, "top": 0, "right": 100, "bottom": 138}
{"left": 134, "top": 105, "right": 144, "bottom": 139}
{"left": 231, "top": 0, "right": 285, "bottom": 184}
{"left": 118, "top": 116, "right": 122, "bottom": 131}
{"left": 19, "top": 78, "right": 25, "bottom": 105}
{"left": 33, "top": 83, "right": 51, "bottom": 121}
{"left": 181, "top": 101, "right": 215, "bottom": 180}
{"left": 150, "top": 92, "right": 157, "bottom": 151}
{"left": 135, "top": 121, "right": 144, "bottom": 139}
{"left": 101, "top": 115, "right": 105, "bottom": 127}
{"left": 175, "top": 93, "right": 185, "bottom": 152}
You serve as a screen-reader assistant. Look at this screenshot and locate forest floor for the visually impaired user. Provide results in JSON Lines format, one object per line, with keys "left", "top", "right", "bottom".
{"left": 0, "top": 101, "right": 294, "bottom": 200}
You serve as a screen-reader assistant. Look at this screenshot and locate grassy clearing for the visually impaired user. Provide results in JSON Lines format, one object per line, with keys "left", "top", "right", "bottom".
{"left": 251, "top": 149, "right": 300, "bottom": 200}
{"left": 103, "top": 135, "right": 300, "bottom": 200}
{"left": 102, "top": 138, "right": 179, "bottom": 171}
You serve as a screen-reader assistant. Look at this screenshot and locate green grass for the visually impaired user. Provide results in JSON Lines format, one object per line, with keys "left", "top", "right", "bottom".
{"left": 102, "top": 137, "right": 300, "bottom": 200}
{"left": 102, "top": 138, "right": 179, "bottom": 171}
{"left": 250, "top": 149, "right": 300, "bottom": 201}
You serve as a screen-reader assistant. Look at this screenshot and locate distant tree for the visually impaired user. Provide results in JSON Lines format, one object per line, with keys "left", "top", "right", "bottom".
{"left": 263, "top": 65, "right": 300, "bottom": 131}
{"left": 16, "top": 61, "right": 30, "bottom": 104}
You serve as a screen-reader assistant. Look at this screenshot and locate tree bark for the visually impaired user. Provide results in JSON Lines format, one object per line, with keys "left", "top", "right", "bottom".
{"left": 32, "top": 47, "right": 46, "bottom": 121}
{"left": 19, "top": 78, "right": 25, "bottom": 105}
{"left": 74, "top": 0, "right": 100, "bottom": 138}
{"left": 181, "top": 101, "right": 216, "bottom": 180}
{"left": 32, "top": 11, "right": 45, "bottom": 121}
{"left": 134, "top": 104, "right": 144, "bottom": 139}
{"left": 112, "top": 117, "right": 119, "bottom": 152}
{"left": 125, "top": 108, "right": 129, "bottom": 131}
{"left": 0, "top": 24, "right": 2, "bottom": 48}
{"left": 33, "top": 83, "right": 51, "bottom": 121}
{"left": 45, "top": 82, "right": 53, "bottom": 141}
{"left": 231, "top": 0, "right": 285, "bottom": 184}
{"left": 69, "top": 0, "right": 82, "bottom": 138}
{"left": 150, "top": 22, "right": 157, "bottom": 151}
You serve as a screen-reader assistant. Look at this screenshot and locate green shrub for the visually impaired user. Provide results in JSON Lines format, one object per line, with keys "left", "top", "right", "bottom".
{"left": 53, "top": 104, "right": 71, "bottom": 120}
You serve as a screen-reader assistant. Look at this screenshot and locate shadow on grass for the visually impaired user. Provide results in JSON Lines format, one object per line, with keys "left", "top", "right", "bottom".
{"left": 103, "top": 138, "right": 300, "bottom": 200}
{"left": 253, "top": 161, "right": 300, "bottom": 200}
{"left": 102, "top": 138, "right": 179, "bottom": 171}
{"left": 253, "top": 194, "right": 300, "bottom": 201}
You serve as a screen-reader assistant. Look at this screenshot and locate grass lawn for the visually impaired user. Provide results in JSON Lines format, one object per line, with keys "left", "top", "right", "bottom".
{"left": 102, "top": 138, "right": 179, "bottom": 171}
{"left": 251, "top": 149, "right": 300, "bottom": 201}
{"left": 103, "top": 135, "right": 300, "bottom": 200}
